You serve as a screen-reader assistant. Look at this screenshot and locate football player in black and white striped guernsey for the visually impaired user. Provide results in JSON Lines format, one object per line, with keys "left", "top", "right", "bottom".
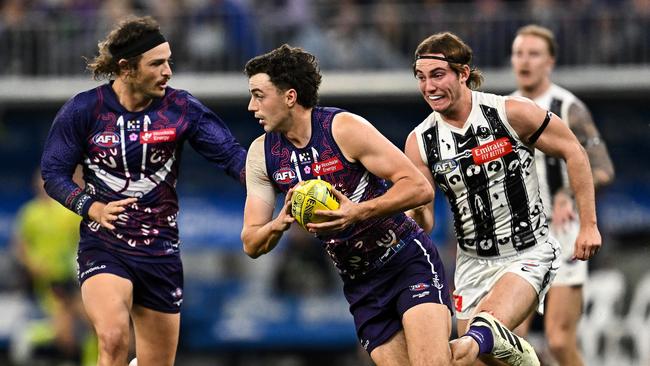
{"left": 405, "top": 32, "right": 600, "bottom": 366}
{"left": 510, "top": 25, "right": 614, "bottom": 366}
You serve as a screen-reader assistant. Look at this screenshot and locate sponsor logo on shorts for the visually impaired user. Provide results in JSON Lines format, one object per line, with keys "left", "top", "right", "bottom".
{"left": 360, "top": 339, "right": 370, "bottom": 350}
{"left": 521, "top": 261, "right": 540, "bottom": 272}
{"left": 409, "top": 282, "right": 430, "bottom": 291}
{"left": 432, "top": 273, "right": 444, "bottom": 290}
{"left": 412, "top": 291, "right": 430, "bottom": 299}
{"left": 80, "top": 264, "right": 107, "bottom": 279}
{"left": 168, "top": 287, "right": 184, "bottom": 307}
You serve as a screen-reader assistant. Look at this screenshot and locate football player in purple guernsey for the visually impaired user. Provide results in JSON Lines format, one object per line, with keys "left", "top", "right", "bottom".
{"left": 40, "top": 16, "right": 246, "bottom": 366}
{"left": 241, "top": 44, "right": 454, "bottom": 366}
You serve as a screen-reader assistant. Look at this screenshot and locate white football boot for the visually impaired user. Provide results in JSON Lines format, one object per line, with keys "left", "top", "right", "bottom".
{"left": 470, "top": 312, "right": 540, "bottom": 366}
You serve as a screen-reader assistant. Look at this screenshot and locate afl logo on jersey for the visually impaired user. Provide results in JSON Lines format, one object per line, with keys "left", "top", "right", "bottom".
{"left": 92, "top": 132, "right": 121, "bottom": 147}
{"left": 273, "top": 167, "right": 297, "bottom": 184}
{"left": 433, "top": 159, "right": 458, "bottom": 175}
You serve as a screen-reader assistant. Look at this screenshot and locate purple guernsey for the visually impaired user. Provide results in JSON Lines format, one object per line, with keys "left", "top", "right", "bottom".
{"left": 41, "top": 83, "right": 246, "bottom": 259}
{"left": 264, "top": 107, "right": 422, "bottom": 278}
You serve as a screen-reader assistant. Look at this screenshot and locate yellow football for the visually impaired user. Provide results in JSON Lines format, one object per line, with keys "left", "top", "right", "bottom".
{"left": 290, "top": 179, "right": 340, "bottom": 230}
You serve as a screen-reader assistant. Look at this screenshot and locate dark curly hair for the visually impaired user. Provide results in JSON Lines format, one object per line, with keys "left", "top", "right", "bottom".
{"left": 244, "top": 44, "right": 321, "bottom": 108}
{"left": 413, "top": 32, "right": 483, "bottom": 90}
{"left": 86, "top": 15, "right": 161, "bottom": 80}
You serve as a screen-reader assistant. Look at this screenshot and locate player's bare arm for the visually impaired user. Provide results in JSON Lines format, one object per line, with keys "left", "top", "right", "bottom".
{"left": 242, "top": 193, "right": 294, "bottom": 258}
{"left": 404, "top": 130, "right": 435, "bottom": 233}
{"left": 506, "top": 97, "right": 601, "bottom": 260}
{"left": 567, "top": 100, "right": 615, "bottom": 188}
{"left": 241, "top": 136, "right": 294, "bottom": 258}
{"left": 307, "top": 113, "right": 433, "bottom": 233}
{"left": 553, "top": 100, "right": 614, "bottom": 231}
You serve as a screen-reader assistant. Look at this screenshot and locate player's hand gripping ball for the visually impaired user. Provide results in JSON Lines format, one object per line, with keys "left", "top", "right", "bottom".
{"left": 291, "top": 179, "right": 340, "bottom": 230}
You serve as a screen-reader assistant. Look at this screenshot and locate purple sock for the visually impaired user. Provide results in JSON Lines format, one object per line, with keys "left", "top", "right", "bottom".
{"left": 465, "top": 325, "right": 494, "bottom": 355}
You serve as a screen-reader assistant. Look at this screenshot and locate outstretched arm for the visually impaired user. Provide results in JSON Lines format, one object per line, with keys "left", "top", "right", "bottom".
{"left": 186, "top": 97, "right": 248, "bottom": 185}
{"left": 506, "top": 97, "right": 600, "bottom": 260}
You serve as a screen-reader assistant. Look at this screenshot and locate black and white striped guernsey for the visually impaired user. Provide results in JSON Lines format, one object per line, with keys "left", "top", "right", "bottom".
{"left": 413, "top": 91, "right": 549, "bottom": 258}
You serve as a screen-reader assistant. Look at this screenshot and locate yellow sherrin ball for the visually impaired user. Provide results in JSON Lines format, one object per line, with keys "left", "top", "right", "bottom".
{"left": 291, "top": 179, "right": 340, "bottom": 230}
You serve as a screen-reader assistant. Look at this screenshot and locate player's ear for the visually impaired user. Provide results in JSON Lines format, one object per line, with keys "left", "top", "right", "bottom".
{"left": 117, "top": 58, "right": 129, "bottom": 71}
{"left": 547, "top": 56, "right": 556, "bottom": 73}
{"left": 285, "top": 88, "right": 297, "bottom": 107}
{"left": 118, "top": 58, "right": 137, "bottom": 78}
{"left": 459, "top": 64, "right": 471, "bottom": 84}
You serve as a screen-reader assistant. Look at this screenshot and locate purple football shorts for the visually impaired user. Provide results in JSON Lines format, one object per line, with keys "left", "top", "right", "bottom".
{"left": 77, "top": 246, "right": 184, "bottom": 313}
{"left": 342, "top": 231, "right": 452, "bottom": 354}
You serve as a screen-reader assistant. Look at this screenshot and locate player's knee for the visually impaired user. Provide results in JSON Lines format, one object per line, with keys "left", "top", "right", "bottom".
{"left": 96, "top": 327, "right": 129, "bottom": 356}
{"left": 547, "top": 330, "right": 577, "bottom": 357}
{"left": 450, "top": 337, "right": 478, "bottom": 365}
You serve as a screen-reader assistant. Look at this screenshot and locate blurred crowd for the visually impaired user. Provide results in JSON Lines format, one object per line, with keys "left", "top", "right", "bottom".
{"left": 0, "top": 0, "right": 649, "bottom": 75}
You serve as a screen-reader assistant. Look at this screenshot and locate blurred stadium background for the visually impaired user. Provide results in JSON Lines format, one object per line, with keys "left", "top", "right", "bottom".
{"left": 0, "top": 0, "right": 648, "bottom": 365}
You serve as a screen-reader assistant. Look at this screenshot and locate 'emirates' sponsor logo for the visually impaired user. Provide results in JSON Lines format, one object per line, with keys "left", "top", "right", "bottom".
{"left": 471, "top": 137, "right": 512, "bottom": 164}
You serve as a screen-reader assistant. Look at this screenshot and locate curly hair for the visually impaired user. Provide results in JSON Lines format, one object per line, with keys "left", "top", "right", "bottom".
{"left": 413, "top": 32, "right": 484, "bottom": 90}
{"left": 244, "top": 44, "right": 322, "bottom": 108}
{"left": 86, "top": 15, "right": 161, "bottom": 80}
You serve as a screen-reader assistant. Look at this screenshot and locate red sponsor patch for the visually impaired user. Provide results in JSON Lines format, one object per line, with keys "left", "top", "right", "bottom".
{"left": 453, "top": 294, "right": 463, "bottom": 312}
{"left": 140, "top": 128, "right": 176, "bottom": 144}
{"left": 471, "top": 137, "right": 512, "bottom": 165}
{"left": 312, "top": 157, "right": 343, "bottom": 176}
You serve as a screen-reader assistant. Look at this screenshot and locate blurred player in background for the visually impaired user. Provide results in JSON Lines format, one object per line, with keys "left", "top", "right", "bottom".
{"left": 241, "top": 44, "right": 454, "bottom": 366}
{"left": 510, "top": 24, "right": 615, "bottom": 366}
{"left": 40, "top": 15, "right": 247, "bottom": 366}
{"left": 405, "top": 31, "right": 601, "bottom": 365}
{"left": 12, "top": 167, "right": 94, "bottom": 365}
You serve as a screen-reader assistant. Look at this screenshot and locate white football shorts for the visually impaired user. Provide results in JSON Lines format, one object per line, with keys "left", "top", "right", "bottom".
{"left": 452, "top": 238, "right": 561, "bottom": 320}
{"left": 550, "top": 219, "right": 588, "bottom": 286}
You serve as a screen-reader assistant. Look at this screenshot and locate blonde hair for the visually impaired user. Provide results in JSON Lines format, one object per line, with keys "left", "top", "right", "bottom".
{"left": 516, "top": 24, "right": 557, "bottom": 58}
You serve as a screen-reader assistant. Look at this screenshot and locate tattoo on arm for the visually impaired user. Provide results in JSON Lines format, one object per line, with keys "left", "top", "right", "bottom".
{"left": 567, "top": 101, "right": 615, "bottom": 188}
